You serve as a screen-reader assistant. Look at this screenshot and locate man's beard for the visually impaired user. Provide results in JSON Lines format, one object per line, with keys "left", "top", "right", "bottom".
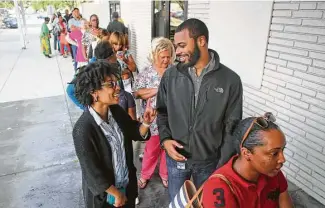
{"left": 178, "top": 42, "right": 201, "bottom": 69}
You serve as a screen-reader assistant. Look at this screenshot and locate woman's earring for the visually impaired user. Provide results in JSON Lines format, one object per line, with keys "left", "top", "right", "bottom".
{"left": 94, "top": 96, "right": 98, "bottom": 102}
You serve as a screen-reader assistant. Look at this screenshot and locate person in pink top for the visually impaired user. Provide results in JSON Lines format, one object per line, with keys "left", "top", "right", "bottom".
{"left": 69, "top": 19, "right": 88, "bottom": 70}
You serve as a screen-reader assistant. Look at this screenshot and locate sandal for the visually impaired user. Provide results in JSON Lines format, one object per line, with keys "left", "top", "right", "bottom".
{"left": 137, "top": 178, "right": 148, "bottom": 189}
{"left": 161, "top": 178, "right": 168, "bottom": 188}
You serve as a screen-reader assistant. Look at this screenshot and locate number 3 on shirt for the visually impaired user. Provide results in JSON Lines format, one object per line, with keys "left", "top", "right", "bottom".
{"left": 213, "top": 188, "right": 225, "bottom": 207}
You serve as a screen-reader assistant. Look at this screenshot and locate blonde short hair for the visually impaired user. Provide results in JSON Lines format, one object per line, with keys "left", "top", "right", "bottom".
{"left": 148, "top": 37, "right": 176, "bottom": 64}
{"left": 109, "top": 31, "right": 125, "bottom": 46}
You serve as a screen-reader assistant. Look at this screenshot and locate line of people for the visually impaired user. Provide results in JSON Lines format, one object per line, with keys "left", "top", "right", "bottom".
{"left": 58, "top": 10, "right": 294, "bottom": 208}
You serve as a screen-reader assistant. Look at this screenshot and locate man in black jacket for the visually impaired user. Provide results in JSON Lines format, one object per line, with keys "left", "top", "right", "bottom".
{"left": 156, "top": 18, "right": 243, "bottom": 201}
{"left": 107, "top": 12, "right": 127, "bottom": 34}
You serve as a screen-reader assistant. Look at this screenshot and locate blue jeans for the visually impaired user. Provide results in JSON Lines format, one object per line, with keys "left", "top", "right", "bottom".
{"left": 66, "top": 83, "right": 85, "bottom": 110}
{"left": 71, "top": 45, "right": 78, "bottom": 70}
{"left": 166, "top": 155, "right": 218, "bottom": 202}
{"left": 57, "top": 39, "right": 61, "bottom": 51}
{"left": 54, "top": 35, "right": 60, "bottom": 51}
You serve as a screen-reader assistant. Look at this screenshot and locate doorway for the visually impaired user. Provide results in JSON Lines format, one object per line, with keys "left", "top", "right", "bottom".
{"left": 109, "top": 1, "right": 120, "bottom": 21}
{"left": 151, "top": 1, "right": 188, "bottom": 41}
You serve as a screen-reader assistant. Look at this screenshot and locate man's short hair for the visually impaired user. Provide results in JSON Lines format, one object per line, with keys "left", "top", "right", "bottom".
{"left": 72, "top": 8, "right": 79, "bottom": 12}
{"left": 175, "top": 18, "right": 209, "bottom": 43}
{"left": 112, "top": 12, "right": 119, "bottom": 19}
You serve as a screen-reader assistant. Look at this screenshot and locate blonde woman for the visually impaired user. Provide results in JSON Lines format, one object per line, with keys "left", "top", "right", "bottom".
{"left": 133, "top": 37, "right": 176, "bottom": 189}
{"left": 109, "top": 32, "right": 136, "bottom": 92}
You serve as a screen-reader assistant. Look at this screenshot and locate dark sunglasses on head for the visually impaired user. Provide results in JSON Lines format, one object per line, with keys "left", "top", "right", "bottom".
{"left": 240, "top": 112, "right": 276, "bottom": 148}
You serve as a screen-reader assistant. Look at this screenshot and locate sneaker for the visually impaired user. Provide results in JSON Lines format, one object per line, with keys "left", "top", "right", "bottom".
{"left": 135, "top": 197, "right": 139, "bottom": 205}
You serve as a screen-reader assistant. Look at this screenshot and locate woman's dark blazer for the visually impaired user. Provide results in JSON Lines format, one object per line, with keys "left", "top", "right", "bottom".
{"left": 72, "top": 104, "right": 150, "bottom": 208}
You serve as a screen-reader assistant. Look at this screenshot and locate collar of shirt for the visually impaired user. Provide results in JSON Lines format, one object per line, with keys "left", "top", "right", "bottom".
{"left": 189, "top": 51, "right": 216, "bottom": 77}
{"left": 88, "top": 107, "right": 112, "bottom": 126}
{"left": 222, "top": 155, "right": 268, "bottom": 192}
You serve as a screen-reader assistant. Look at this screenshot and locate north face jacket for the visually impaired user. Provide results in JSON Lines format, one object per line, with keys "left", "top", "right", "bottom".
{"left": 157, "top": 49, "right": 243, "bottom": 167}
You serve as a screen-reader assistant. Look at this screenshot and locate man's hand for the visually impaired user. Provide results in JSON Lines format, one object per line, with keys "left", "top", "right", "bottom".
{"left": 163, "top": 140, "right": 187, "bottom": 161}
{"left": 114, "top": 191, "right": 127, "bottom": 207}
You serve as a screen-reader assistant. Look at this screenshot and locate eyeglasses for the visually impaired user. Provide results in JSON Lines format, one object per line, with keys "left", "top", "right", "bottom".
{"left": 91, "top": 19, "right": 98, "bottom": 22}
{"left": 240, "top": 112, "right": 276, "bottom": 148}
{"left": 101, "top": 80, "right": 118, "bottom": 89}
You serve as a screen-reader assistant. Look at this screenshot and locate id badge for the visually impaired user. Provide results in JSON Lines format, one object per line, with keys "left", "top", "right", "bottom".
{"left": 177, "top": 162, "right": 186, "bottom": 170}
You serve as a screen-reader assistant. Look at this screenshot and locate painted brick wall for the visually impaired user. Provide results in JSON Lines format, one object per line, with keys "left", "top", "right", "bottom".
{"left": 120, "top": 0, "right": 152, "bottom": 72}
{"left": 188, "top": 0, "right": 210, "bottom": 25}
{"left": 189, "top": 0, "right": 325, "bottom": 205}
{"left": 256, "top": 2, "right": 325, "bottom": 204}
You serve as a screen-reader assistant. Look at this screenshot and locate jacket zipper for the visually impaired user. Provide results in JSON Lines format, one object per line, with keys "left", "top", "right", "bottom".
{"left": 193, "top": 71, "right": 214, "bottom": 121}
{"left": 179, "top": 68, "right": 216, "bottom": 156}
{"left": 180, "top": 70, "right": 195, "bottom": 154}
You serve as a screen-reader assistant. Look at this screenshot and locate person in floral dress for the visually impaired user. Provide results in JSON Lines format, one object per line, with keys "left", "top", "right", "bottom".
{"left": 133, "top": 37, "right": 175, "bottom": 189}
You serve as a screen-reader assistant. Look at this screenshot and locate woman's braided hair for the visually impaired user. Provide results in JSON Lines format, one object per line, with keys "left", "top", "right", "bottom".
{"left": 71, "top": 61, "right": 120, "bottom": 106}
{"left": 232, "top": 116, "right": 280, "bottom": 154}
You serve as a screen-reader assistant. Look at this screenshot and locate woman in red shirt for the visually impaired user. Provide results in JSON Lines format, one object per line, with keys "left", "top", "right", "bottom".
{"left": 58, "top": 14, "right": 70, "bottom": 57}
{"left": 202, "top": 113, "right": 294, "bottom": 208}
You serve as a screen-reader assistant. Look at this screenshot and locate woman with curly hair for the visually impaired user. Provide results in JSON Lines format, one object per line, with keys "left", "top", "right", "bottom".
{"left": 72, "top": 61, "right": 156, "bottom": 208}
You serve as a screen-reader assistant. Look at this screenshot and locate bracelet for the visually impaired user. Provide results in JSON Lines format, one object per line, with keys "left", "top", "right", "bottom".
{"left": 142, "top": 122, "right": 151, "bottom": 127}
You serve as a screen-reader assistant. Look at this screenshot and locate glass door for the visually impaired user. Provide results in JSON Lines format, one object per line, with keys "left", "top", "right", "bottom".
{"left": 151, "top": 0, "right": 188, "bottom": 40}
{"left": 109, "top": 1, "right": 120, "bottom": 21}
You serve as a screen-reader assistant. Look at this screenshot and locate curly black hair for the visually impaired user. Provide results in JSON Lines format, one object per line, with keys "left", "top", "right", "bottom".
{"left": 71, "top": 61, "right": 120, "bottom": 106}
{"left": 232, "top": 117, "right": 280, "bottom": 154}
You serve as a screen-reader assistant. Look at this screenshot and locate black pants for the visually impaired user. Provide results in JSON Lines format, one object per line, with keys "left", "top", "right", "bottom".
{"left": 69, "top": 43, "right": 74, "bottom": 59}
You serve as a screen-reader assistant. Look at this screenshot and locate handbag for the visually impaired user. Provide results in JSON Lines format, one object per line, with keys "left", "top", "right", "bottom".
{"left": 169, "top": 174, "right": 238, "bottom": 208}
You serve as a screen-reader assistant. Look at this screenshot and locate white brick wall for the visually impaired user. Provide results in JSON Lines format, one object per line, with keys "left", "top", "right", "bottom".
{"left": 120, "top": 0, "right": 152, "bottom": 72}
{"left": 253, "top": 1, "right": 325, "bottom": 204}
{"left": 188, "top": 0, "right": 325, "bottom": 205}
{"left": 188, "top": 0, "right": 210, "bottom": 26}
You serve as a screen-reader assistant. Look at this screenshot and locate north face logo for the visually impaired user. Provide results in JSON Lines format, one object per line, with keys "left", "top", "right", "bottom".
{"left": 214, "top": 87, "right": 224, "bottom": 94}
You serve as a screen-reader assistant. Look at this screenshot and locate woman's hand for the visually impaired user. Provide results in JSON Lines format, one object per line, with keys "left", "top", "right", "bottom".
{"left": 114, "top": 191, "right": 128, "bottom": 207}
{"left": 116, "top": 51, "right": 125, "bottom": 61}
{"left": 143, "top": 104, "right": 157, "bottom": 125}
{"left": 106, "top": 186, "right": 128, "bottom": 207}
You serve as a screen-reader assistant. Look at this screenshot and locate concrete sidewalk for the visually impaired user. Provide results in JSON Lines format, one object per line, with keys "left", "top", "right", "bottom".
{"left": 0, "top": 26, "right": 324, "bottom": 208}
{"left": 0, "top": 26, "right": 84, "bottom": 208}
